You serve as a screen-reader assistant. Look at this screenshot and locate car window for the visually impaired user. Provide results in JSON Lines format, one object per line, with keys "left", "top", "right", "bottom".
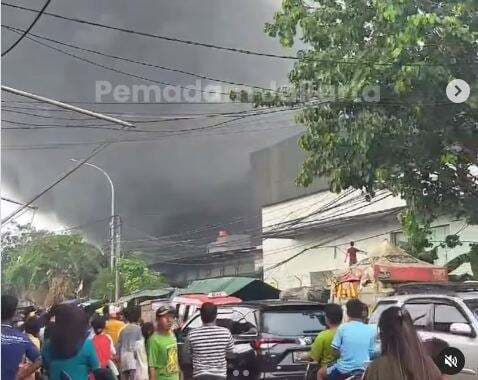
{"left": 182, "top": 309, "right": 257, "bottom": 336}
{"left": 403, "top": 303, "right": 430, "bottom": 329}
{"left": 262, "top": 310, "right": 326, "bottom": 336}
{"left": 464, "top": 299, "right": 478, "bottom": 322}
{"left": 369, "top": 301, "right": 397, "bottom": 324}
{"left": 184, "top": 314, "right": 202, "bottom": 330}
{"left": 433, "top": 304, "right": 468, "bottom": 333}
{"left": 230, "top": 308, "right": 257, "bottom": 335}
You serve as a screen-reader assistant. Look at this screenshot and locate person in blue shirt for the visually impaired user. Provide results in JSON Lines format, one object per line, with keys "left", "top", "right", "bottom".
{"left": 42, "top": 303, "right": 100, "bottom": 380}
{"left": 1, "top": 295, "right": 41, "bottom": 380}
{"left": 328, "top": 299, "right": 376, "bottom": 380}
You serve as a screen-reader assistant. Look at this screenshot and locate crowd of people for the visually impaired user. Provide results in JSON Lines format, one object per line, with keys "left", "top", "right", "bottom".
{"left": 2, "top": 294, "right": 452, "bottom": 380}
{"left": 308, "top": 299, "right": 449, "bottom": 380}
{"left": 1, "top": 295, "right": 179, "bottom": 380}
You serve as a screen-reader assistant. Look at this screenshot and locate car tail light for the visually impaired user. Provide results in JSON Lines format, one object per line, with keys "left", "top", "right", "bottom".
{"left": 252, "top": 338, "right": 295, "bottom": 350}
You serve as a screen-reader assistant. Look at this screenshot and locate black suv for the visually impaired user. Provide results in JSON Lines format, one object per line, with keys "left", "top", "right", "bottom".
{"left": 177, "top": 300, "right": 326, "bottom": 380}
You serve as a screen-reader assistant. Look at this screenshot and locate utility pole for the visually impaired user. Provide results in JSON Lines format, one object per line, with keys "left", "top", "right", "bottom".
{"left": 69, "top": 159, "right": 119, "bottom": 301}
{"left": 114, "top": 215, "right": 122, "bottom": 302}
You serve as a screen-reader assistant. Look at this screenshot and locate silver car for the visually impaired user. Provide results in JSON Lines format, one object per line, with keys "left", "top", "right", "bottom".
{"left": 369, "top": 283, "right": 478, "bottom": 379}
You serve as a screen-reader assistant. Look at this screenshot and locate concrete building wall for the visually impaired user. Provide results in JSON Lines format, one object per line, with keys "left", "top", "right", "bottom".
{"left": 262, "top": 190, "right": 477, "bottom": 290}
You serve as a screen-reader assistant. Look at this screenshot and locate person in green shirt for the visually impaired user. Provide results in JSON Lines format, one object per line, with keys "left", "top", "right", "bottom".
{"left": 148, "top": 306, "right": 180, "bottom": 380}
{"left": 309, "top": 303, "right": 343, "bottom": 380}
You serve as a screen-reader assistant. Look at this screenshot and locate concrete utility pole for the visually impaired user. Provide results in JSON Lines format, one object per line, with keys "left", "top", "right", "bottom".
{"left": 114, "top": 215, "right": 122, "bottom": 301}
{"left": 70, "top": 159, "right": 120, "bottom": 301}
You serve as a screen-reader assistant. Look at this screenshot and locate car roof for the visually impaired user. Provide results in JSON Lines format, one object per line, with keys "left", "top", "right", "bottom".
{"left": 376, "top": 292, "right": 478, "bottom": 304}
{"left": 394, "top": 282, "right": 478, "bottom": 295}
{"left": 218, "top": 299, "right": 326, "bottom": 310}
{"left": 457, "top": 292, "right": 478, "bottom": 300}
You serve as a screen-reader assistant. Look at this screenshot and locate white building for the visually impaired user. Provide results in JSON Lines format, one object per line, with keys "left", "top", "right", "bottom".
{"left": 262, "top": 189, "right": 477, "bottom": 290}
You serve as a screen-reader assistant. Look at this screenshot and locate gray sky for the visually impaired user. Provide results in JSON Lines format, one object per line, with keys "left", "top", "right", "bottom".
{"left": 1, "top": 0, "right": 303, "bottom": 259}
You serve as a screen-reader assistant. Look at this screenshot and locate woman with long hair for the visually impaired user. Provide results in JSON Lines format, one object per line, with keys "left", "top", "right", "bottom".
{"left": 363, "top": 306, "right": 442, "bottom": 380}
{"left": 41, "top": 304, "right": 100, "bottom": 380}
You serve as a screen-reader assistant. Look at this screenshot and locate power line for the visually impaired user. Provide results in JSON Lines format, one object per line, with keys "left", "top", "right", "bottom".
{"left": 1, "top": 0, "right": 52, "bottom": 56}
{"left": 1, "top": 105, "right": 299, "bottom": 132}
{"left": 1, "top": 104, "right": 306, "bottom": 149}
{"left": 3, "top": 24, "right": 281, "bottom": 92}
{"left": 0, "top": 87, "right": 136, "bottom": 223}
{"left": 3, "top": 26, "right": 232, "bottom": 98}
{"left": 1, "top": 99, "right": 241, "bottom": 105}
{"left": 3, "top": 6, "right": 474, "bottom": 67}
{"left": 2, "top": 3, "right": 298, "bottom": 60}
{"left": 2, "top": 108, "right": 99, "bottom": 121}
{"left": 122, "top": 191, "right": 392, "bottom": 250}
{"left": 1, "top": 142, "right": 111, "bottom": 224}
{"left": 1, "top": 105, "right": 258, "bottom": 121}
{"left": 1, "top": 197, "right": 38, "bottom": 210}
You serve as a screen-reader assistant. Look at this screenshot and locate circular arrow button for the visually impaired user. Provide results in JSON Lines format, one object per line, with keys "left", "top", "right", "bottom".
{"left": 446, "top": 79, "right": 470, "bottom": 103}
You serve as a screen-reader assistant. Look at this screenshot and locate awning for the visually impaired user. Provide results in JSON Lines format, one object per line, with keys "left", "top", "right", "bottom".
{"left": 179, "top": 277, "right": 280, "bottom": 301}
{"left": 116, "top": 288, "right": 172, "bottom": 305}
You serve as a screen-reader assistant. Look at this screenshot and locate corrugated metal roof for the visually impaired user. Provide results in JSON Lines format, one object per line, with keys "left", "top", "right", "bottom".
{"left": 117, "top": 288, "right": 171, "bottom": 304}
{"left": 182, "top": 277, "right": 257, "bottom": 295}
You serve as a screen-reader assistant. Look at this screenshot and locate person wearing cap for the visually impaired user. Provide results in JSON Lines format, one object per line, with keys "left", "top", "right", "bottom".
{"left": 104, "top": 305, "right": 126, "bottom": 345}
{"left": 148, "top": 306, "right": 179, "bottom": 380}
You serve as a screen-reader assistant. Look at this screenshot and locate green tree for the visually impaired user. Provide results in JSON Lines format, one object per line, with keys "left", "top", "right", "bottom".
{"left": 3, "top": 227, "right": 105, "bottom": 304}
{"left": 90, "top": 256, "right": 166, "bottom": 300}
{"left": 259, "top": 0, "right": 478, "bottom": 276}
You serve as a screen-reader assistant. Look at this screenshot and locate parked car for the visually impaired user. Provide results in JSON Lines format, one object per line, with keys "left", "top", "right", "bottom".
{"left": 369, "top": 282, "right": 478, "bottom": 379}
{"left": 177, "top": 300, "right": 326, "bottom": 380}
{"left": 172, "top": 292, "right": 242, "bottom": 325}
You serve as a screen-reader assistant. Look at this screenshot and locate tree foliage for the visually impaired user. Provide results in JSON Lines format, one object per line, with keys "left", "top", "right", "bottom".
{"left": 261, "top": 0, "right": 478, "bottom": 276}
{"left": 90, "top": 256, "right": 166, "bottom": 301}
{"left": 2, "top": 225, "right": 105, "bottom": 304}
{"left": 3, "top": 224, "right": 168, "bottom": 303}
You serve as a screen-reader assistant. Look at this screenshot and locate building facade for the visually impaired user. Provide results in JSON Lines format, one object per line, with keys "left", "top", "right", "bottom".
{"left": 262, "top": 189, "right": 477, "bottom": 290}
{"left": 156, "top": 232, "right": 262, "bottom": 287}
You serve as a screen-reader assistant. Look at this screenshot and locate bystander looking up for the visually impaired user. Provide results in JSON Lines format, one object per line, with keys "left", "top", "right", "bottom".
{"left": 328, "top": 299, "right": 376, "bottom": 380}
{"left": 91, "top": 317, "right": 116, "bottom": 372}
{"left": 148, "top": 306, "right": 180, "bottom": 380}
{"left": 1, "top": 295, "right": 41, "bottom": 380}
{"left": 363, "top": 307, "right": 442, "bottom": 380}
{"left": 41, "top": 304, "right": 100, "bottom": 380}
{"left": 117, "top": 306, "right": 148, "bottom": 380}
{"left": 104, "top": 305, "right": 126, "bottom": 345}
{"left": 309, "top": 303, "right": 343, "bottom": 380}
{"left": 187, "top": 302, "right": 234, "bottom": 380}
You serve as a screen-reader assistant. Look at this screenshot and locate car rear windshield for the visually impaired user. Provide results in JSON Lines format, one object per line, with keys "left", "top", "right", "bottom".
{"left": 464, "top": 299, "right": 478, "bottom": 321}
{"left": 262, "top": 310, "right": 326, "bottom": 336}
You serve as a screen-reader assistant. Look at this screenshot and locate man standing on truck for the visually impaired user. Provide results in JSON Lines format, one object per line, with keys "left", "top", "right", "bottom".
{"left": 344, "top": 242, "right": 364, "bottom": 266}
{"left": 187, "top": 302, "right": 234, "bottom": 380}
